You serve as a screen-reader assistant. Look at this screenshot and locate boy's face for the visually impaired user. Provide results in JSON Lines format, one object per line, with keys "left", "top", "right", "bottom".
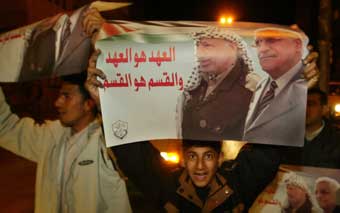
{"left": 183, "top": 146, "right": 222, "bottom": 188}
{"left": 54, "top": 82, "right": 91, "bottom": 132}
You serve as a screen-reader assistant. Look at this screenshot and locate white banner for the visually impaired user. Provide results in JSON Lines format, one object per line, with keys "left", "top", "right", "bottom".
{"left": 96, "top": 22, "right": 309, "bottom": 147}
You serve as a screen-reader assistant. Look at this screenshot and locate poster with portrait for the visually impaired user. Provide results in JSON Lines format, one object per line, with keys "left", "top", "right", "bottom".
{"left": 96, "top": 21, "right": 309, "bottom": 147}
{"left": 250, "top": 165, "right": 340, "bottom": 213}
{"left": 0, "top": 6, "right": 92, "bottom": 82}
{"left": 0, "top": 1, "right": 130, "bottom": 82}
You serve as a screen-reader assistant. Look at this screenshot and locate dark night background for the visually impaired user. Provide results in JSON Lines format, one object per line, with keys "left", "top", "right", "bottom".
{"left": 0, "top": 0, "right": 331, "bottom": 42}
{"left": 0, "top": 0, "right": 338, "bottom": 60}
{"left": 0, "top": 1, "right": 339, "bottom": 211}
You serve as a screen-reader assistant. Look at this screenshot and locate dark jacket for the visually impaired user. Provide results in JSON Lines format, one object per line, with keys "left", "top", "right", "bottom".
{"left": 113, "top": 142, "right": 280, "bottom": 212}
{"left": 333, "top": 205, "right": 340, "bottom": 213}
{"left": 19, "top": 27, "right": 56, "bottom": 81}
{"left": 281, "top": 121, "right": 340, "bottom": 168}
{"left": 283, "top": 199, "right": 314, "bottom": 213}
{"left": 181, "top": 59, "right": 253, "bottom": 141}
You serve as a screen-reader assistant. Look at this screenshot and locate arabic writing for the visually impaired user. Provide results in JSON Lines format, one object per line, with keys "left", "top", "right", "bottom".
{"left": 103, "top": 72, "right": 184, "bottom": 91}
{"left": 264, "top": 188, "right": 276, "bottom": 194}
{"left": 105, "top": 47, "right": 176, "bottom": 68}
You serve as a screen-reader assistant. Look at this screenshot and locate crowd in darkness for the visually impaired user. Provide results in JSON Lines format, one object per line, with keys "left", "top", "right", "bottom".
{"left": 1, "top": 3, "right": 340, "bottom": 212}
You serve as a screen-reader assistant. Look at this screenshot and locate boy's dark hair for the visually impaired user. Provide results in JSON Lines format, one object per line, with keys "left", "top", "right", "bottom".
{"left": 61, "top": 71, "right": 90, "bottom": 100}
{"left": 61, "top": 72, "right": 98, "bottom": 115}
{"left": 308, "top": 88, "right": 327, "bottom": 105}
{"left": 182, "top": 140, "right": 222, "bottom": 153}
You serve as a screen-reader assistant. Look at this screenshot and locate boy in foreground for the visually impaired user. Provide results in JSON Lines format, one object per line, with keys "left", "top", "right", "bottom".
{"left": 86, "top": 50, "right": 281, "bottom": 212}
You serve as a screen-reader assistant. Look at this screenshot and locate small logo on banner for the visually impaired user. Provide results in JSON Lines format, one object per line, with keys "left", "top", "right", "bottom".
{"left": 112, "top": 120, "right": 128, "bottom": 139}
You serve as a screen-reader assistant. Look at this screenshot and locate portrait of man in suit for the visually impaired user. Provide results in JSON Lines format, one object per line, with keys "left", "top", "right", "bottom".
{"left": 18, "top": 6, "right": 92, "bottom": 82}
{"left": 243, "top": 27, "right": 309, "bottom": 146}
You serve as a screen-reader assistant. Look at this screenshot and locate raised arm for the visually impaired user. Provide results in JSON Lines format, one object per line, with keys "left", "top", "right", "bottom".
{"left": 224, "top": 144, "right": 281, "bottom": 209}
{"left": 0, "top": 87, "right": 53, "bottom": 162}
{"left": 112, "top": 142, "right": 178, "bottom": 208}
{"left": 85, "top": 51, "right": 179, "bottom": 208}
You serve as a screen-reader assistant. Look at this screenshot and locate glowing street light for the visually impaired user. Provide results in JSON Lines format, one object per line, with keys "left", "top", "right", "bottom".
{"left": 335, "top": 104, "right": 340, "bottom": 113}
{"left": 220, "top": 17, "right": 226, "bottom": 24}
{"left": 227, "top": 16, "right": 233, "bottom": 24}
{"left": 219, "top": 16, "right": 234, "bottom": 24}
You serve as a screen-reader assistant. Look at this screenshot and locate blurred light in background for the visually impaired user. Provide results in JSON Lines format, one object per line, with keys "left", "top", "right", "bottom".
{"left": 220, "top": 16, "right": 226, "bottom": 24}
{"left": 335, "top": 103, "right": 340, "bottom": 113}
{"left": 160, "top": 152, "right": 180, "bottom": 164}
{"left": 219, "top": 16, "right": 234, "bottom": 24}
{"left": 153, "top": 139, "right": 245, "bottom": 164}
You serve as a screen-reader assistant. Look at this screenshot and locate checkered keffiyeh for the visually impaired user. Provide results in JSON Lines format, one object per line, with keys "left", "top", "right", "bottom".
{"left": 281, "top": 172, "right": 322, "bottom": 212}
{"left": 184, "top": 27, "right": 255, "bottom": 91}
{"left": 284, "top": 172, "right": 310, "bottom": 193}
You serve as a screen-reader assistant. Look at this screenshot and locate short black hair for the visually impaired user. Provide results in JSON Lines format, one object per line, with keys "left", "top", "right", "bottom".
{"left": 61, "top": 71, "right": 90, "bottom": 100}
{"left": 182, "top": 140, "right": 222, "bottom": 153}
{"left": 308, "top": 88, "right": 327, "bottom": 105}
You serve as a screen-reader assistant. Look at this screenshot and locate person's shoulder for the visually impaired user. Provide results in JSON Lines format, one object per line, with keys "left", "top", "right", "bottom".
{"left": 329, "top": 124, "right": 340, "bottom": 143}
{"left": 323, "top": 121, "right": 340, "bottom": 135}
{"left": 219, "top": 160, "right": 241, "bottom": 180}
{"left": 220, "top": 160, "right": 237, "bottom": 172}
{"left": 44, "top": 119, "right": 69, "bottom": 134}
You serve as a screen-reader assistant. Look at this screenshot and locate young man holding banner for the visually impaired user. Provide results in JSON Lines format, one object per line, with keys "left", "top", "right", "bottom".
{"left": 0, "top": 73, "right": 131, "bottom": 213}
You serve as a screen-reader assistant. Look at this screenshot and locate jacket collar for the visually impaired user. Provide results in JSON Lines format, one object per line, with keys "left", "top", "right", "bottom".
{"left": 176, "top": 170, "right": 234, "bottom": 212}
{"left": 246, "top": 65, "right": 305, "bottom": 132}
{"left": 195, "top": 58, "right": 248, "bottom": 104}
